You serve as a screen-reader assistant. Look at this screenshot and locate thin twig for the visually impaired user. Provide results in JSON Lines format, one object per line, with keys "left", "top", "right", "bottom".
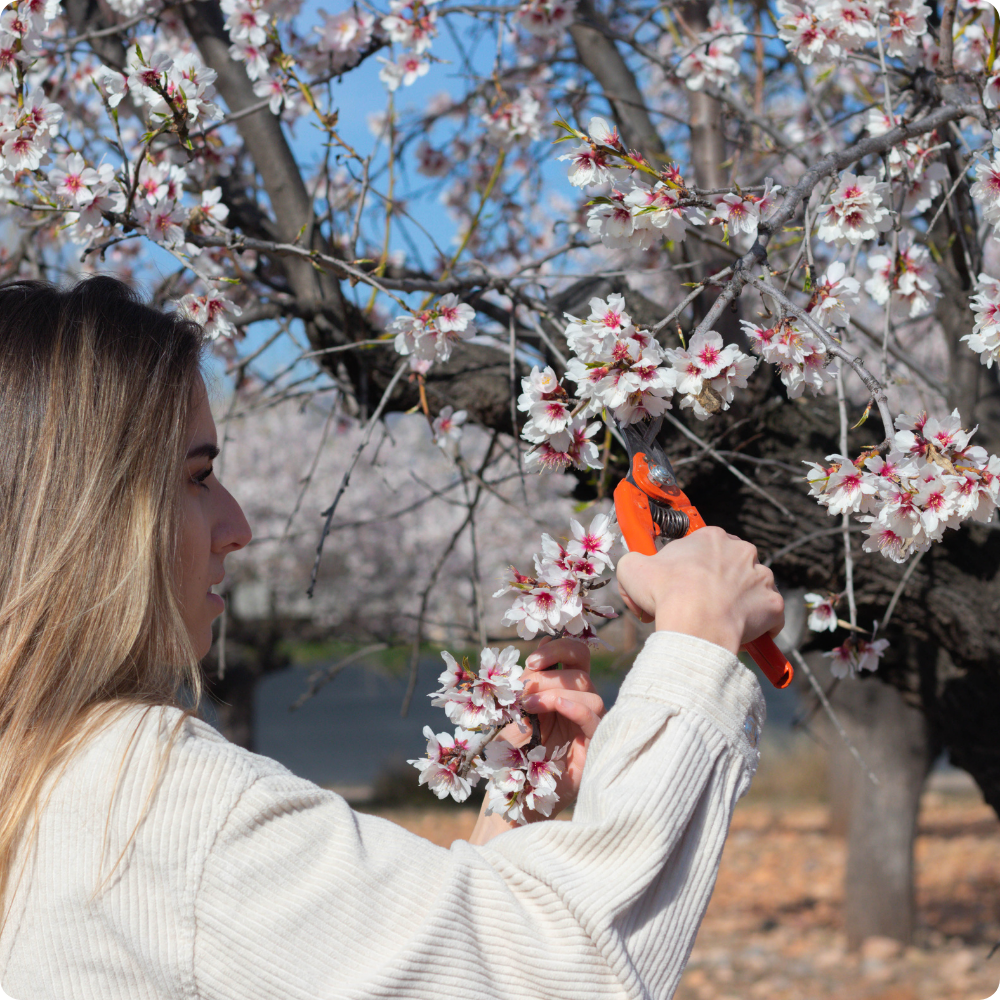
{"left": 661, "top": 412, "right": 797, "bottom": 522}
{"left": 789, "top": 648, "right": 879, "bottom": 787}
{"left": 509, "top": 308, "right": 528, "bottom": 504}
{"left": 307, "top": 361, "right": 408, "bottom": 598}
{"left": 881, "top": 549, "right": 925, "bottom": 630}
{"left": 401, "top": 434, "right": 498, "bottom": 716}
{"left": 837, "top": 370, "right": 858, "bottom": 629}
{"left": 764, "top": 524, "right": 864, "bottom": 567}
{"left": 280, "top": 403, "right": 336, "bottom": 543}
{"left": 290, "top": 644, "right": 389, "bottom": 710}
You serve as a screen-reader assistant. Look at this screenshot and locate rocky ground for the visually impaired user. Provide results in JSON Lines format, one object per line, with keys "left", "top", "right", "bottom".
{"left": 369, "top": 784, "right": 1000, "bottom": 1000}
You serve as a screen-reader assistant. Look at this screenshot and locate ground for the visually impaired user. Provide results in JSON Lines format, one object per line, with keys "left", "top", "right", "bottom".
{"left": 367, "top": 782, "right": 1000, "bottom": 1000}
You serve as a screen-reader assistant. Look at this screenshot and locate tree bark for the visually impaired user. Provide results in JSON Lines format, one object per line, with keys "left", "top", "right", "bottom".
{"left": 568, "top": 0, "right": 664, "bottom": 163}
{"left": 807, "top": 654, "right": 935, "bottom": 947}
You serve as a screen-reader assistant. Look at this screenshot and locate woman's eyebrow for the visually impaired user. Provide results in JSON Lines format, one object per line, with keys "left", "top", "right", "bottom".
{"left": 186, "top": 443, "right": 220, "bottom": 461}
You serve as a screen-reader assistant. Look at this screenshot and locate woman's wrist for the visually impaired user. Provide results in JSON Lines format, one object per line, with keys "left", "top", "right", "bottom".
{"left": 468, "top": 798, "right": 517, "bottom": 845}
{"left": 654, "top": 608, "right": 742, "bottom": 656}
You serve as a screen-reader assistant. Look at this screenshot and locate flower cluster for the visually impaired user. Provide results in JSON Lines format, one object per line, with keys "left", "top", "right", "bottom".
{"left": 807, "top": 261, "right": 860, "bottom": 328}
{"left": 46, "top": 153, "right": 123, "bottom": 244}
{"left": 221, "top": 0, "right": 295, "bottom": 112}
{"left": 970, "top": 130, "right": 1000, "bottom": 234}
{"left": 497, "top": 512, "right": 618, "bottom": 645}
{"left": 178, "top": 292, "right": 242, "bottom": 340}
{"left": 315, "top": 8, "right": 375, "bottom": 72}
{"left": 776, "top": 0, "right": 928, "bottom": 66}
{"left": 558, "top": 118, "right": 703, "bottom": 250}
{"left": 378, "top": 0, "right": 439, "bottom": 92}
{"left": 518, "top": 294, "right": 758, "bottom": 466}
{"left": 517, "top": 365, "right": 601, "bottom": 472}
{"left": 867, "top": 110, "right": 948, "bottom": 217}
{"left": 122, "top": 47, "right": 222, "bottom": 127}
{"left": 0, "top": 88, "right": 62, "bottom": 175}
{"left": 865, "top": 234, "right": 940, "bottom": 319}
{"left": 741, "top": 316, "right": 838, "bottom": 398}
{"left": 804, "top": 410, "right": 1000, "bottom": 562}
{"left": 816, "top": 172, "right": 893, "bottom": 246}
{"left": 665, "top": 330, "right": 757, "bottom": 421}
{"left": 564, "top": 294, "right": 677, "bottom": 424}
{"left": 478, "top": 739, "right": 567, "bottom": 822}
{"left": 825, "top": 634, "right": 889, "bottom": 679}
{"left": 675, "top": 4, "right": 747, "bottom": 91}
{"left": 481, "top": 90, "right": 542, "bottom": 146}
{"left": 963, "top": 273, "right": 1000, "bottom": 368}
{"left": 516, "top": 0, "right": 577, "bottom": 37}
{"left": 389, "top": 293, "right": 477, "bottom": 372}
{"left": 805, "top": 593, "right": 889, "bottom": 679}
{"left": 407, "top": 645, "right": 568, "bottom": 823}
{"left": 708, "top": 178, "right": 782, "bottom": 244}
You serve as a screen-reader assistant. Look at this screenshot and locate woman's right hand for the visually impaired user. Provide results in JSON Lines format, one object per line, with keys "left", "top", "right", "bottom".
{"left": 616, "top": 526, "right": 785, "bottom": 655}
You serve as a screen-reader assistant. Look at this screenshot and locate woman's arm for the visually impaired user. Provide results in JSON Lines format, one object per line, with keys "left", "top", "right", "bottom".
{"left": 192, "top": 529, "right": 782, "bottom": 1000}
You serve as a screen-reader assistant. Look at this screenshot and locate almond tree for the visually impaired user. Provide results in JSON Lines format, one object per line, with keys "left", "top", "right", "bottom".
{"left": 3, "top": 0, "right": 1000, "bottom": 946}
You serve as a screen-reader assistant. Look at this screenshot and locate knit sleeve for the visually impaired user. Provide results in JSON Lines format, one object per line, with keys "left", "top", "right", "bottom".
{"left": 192, "top": 631, "right": 765, "bottom": 1000}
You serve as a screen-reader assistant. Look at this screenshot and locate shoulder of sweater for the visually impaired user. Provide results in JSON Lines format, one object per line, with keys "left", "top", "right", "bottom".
{"left": 56, "top": 701, "right": 309, "bottom": 823}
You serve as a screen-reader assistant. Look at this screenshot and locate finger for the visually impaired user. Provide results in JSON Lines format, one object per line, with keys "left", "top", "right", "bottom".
{"left": 619, "top": 585, "right": 654, "bottom": 624}
{"left": 497, "top": 717, "right": 532, "bottom": 747}
{"left": 522, "top": 668, "right": 597, "bottom": 696}
{"left": 523, "top": 688, "right": 604, "bottom": 721}
{"left": 532, "top": 692, "right": 604, "bottom": 739}
{"left": 526, "top": 636, "right": 591, "bottom": 672}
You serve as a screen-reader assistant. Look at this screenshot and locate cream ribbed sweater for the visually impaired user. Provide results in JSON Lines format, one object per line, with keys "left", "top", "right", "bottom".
{"left": 0, "top": 631, "right": 764, "bottom": 1000}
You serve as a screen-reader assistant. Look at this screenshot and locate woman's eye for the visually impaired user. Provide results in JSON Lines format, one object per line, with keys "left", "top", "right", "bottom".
{"left": 192, "top": 466, "right": 213, "bottom": 490}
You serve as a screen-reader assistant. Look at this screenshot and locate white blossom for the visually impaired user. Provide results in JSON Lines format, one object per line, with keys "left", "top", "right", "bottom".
{"left": 865, "top": 235, "right": 940, "bottom": 319}
{"left": 431, "top": 405, "right": 467, "bottom": 454}
{"left": 804, "top": 592, "right": 838, "bottom": 631}
{"left": 816, "top": 172, "right": 893, "bottom": 246}
{"left": 808, "top": 260, "right": 859, "bottom": 327}
{"left": 963, "top": 272, "right": 1000, "bottom": 368}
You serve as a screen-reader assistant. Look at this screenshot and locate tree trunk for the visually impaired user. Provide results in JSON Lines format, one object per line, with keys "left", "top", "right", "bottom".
{"left": 806, "top": 654, "right": 935, "bottom": 948}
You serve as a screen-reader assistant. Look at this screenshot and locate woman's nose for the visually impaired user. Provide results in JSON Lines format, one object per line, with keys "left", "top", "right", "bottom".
{"left": 213, "top": 483, "right": 252, "bottom": 555}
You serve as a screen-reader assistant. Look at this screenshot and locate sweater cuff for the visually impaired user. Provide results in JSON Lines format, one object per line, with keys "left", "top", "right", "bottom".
{"left": 617, "top": 630, "right": 766, "bottom": 752}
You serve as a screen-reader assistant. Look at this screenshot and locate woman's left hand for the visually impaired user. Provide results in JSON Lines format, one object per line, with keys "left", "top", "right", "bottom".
{"left": 514, "top": 635, "right": 605, "bottom": 817}
{"left": 468, "top": 636, "right": 605, "bottom": 844}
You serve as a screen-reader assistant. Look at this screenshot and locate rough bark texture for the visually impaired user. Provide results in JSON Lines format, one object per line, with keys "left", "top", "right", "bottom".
{"left": 568, "top": 0, "right": 665, "bottom": 163}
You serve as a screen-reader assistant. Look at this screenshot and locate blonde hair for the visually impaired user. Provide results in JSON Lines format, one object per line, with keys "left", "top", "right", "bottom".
{"left": 0, "top": 276, "right": 206, "bottom": 924}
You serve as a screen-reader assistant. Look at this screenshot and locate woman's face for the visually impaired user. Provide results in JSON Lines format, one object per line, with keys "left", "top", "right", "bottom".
{"left": 178, "top": 376, "right": 252, "bottom": 658}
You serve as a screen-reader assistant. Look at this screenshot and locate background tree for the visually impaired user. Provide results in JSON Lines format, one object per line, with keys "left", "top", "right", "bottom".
{"left": 3, "top": 0, "right": 999, "bottom": 946}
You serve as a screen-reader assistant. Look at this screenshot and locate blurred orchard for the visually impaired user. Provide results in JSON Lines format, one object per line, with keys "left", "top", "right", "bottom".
{"left": 2, "top": 0, "right": 1000, "bottom": 949}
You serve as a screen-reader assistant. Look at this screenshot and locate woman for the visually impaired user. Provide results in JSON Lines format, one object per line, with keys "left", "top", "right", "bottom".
{"left": 0, "top": 277, "right": 783, "bottom": 1000}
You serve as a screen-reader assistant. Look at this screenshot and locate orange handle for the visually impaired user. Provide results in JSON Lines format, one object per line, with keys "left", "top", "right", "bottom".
{"left": 613, "top": 478, "right": 793, "bottom": 689}
{"left": 743, "top": 634, "right": 793, "bottom": 689}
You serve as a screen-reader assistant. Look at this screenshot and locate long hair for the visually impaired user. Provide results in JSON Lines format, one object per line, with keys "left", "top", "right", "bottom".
{"left": 0, "top": 276, "right": 206, "bottom": 923}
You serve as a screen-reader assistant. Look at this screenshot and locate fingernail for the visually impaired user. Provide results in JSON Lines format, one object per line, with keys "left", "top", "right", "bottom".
{"left": 522, "top": 695, "right": 542, "bottom": 711}
{"left": 526, "top": 655, "right": 543, "bottom": 669}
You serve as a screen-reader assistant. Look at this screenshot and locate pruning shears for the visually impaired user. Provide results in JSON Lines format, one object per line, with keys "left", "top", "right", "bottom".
{"left": 612, "top": 418, "right": 793, "bottom": 690}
